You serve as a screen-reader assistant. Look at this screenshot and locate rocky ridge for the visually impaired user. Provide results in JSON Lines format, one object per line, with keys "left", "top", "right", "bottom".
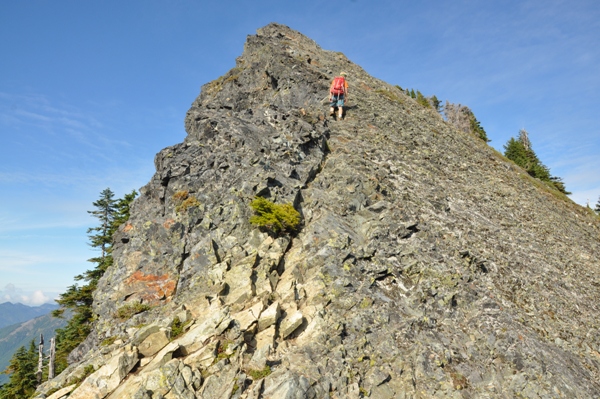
{"left": 35, "top": 23, "right": 600, "bottom": 399}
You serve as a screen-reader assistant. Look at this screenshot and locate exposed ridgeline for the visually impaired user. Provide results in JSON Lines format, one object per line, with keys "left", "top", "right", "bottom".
{"left": 35, "top": 23, "right": 600, "bottom": 399}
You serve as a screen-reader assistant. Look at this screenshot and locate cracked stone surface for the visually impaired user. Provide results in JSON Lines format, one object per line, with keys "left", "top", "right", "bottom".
{"left": 35, "top": 23, "right": 600, "bottom": 399}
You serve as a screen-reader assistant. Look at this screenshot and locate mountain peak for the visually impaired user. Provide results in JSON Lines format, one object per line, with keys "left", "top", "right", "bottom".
{"left": 35, "top": 23, "right": 600, "bottom": 399}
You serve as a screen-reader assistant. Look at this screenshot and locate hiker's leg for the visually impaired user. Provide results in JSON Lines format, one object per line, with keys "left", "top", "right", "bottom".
{"left": 338, "top": 95, "right": 345, "bottom": 119}
{"left": 329, "top": 94, "right": 338, "bottom": 117}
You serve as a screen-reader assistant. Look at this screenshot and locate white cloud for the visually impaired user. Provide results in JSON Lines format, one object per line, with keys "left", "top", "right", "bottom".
{"left": 26, "top": 290, "right": 52, "bottom": 306}
{"left": 0, "top": 284, "right": 55, "bottom": 305}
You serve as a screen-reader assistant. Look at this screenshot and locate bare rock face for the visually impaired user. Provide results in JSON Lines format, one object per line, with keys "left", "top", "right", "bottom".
{"left": 36, "top": 23, "right": 600, "bottom": 399}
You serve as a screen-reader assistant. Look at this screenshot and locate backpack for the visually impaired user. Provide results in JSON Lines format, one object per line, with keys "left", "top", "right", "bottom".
{"left": 331, "top": 76, "right": 346, "bottom": 95}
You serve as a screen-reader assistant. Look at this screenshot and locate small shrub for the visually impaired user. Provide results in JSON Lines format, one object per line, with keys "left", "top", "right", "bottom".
{"left": 416, "top": 91, "right": 431, "bottom": 108}
{"left": 172, "top": 190, "right": 189, "bottom": 202}
{"left": 176, "top": 196, "right": 201, "bottom": 213}
{"left": 83, "top": 364, "right": 95, "bottom": 375}
{"left": 172, "top": 190, "right": 200, "bottom": 213}
{"left": 116, "top": 303, "right": 151, "bottom": 320}
{"left": 249, "top": 197, "right": 300, "bottom": 234}
{"left": 101, "top": 336, "right": 117, "bottom": 346}
{"left": 247, "top": 365, "right": 271, "bottom": 380}
{"left": 170, "top": 316, "right": 192, "bottom": 340}
{"left": 214, "top": 340, "right": 236, "bottom": 363}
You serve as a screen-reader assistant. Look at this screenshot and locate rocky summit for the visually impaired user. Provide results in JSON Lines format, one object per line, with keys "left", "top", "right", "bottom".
{"left": 36, "top": 23, "right": 600, "bottom": 399}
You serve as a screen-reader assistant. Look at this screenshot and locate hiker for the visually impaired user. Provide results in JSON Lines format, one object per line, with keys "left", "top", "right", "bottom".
{"left": 329, "top": 72, "right": 348, "bottom": 120}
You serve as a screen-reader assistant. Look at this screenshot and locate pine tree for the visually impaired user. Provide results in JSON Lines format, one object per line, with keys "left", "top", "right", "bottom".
{"left": 52, "top": 188, "right": 137, "bottom": 373}
{"left": 112, "top": 190, "right": 137, "bottom": 230}
{"left": 549, "top": 176, "right": 571, "bottom": 195}
{"left": 518, "top": 129, "right": 532, "bottom": 151}
{"left": 443, "top": 102, "right": 489, "bottom": 142}
{"left": 86, "top": 188, "right": 117, "bottom": 274}
{"left": 416, "top": 91, "right": 430, "bottom": 108}
{"left": 504, "top": 134, "right": 550, "bottom": 181}
{"left": 0, "top": 341, "right": 38, "bottom": 399}
{"left": 429, "top": 95, "right": 441, "bottom": 113}
{"left": 469, "top": 114, "right": 489, "bottom": 142}
{"left": 503, "top": 137, "right": 530, "bottom": 167}
{"left": 595, "top": 197, "right": 600, "bottom": 215}
{"left": 504, "top": 132, "right": 569, "bottom": 194}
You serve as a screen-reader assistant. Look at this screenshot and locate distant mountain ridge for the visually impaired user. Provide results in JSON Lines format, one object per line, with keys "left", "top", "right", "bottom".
{"left": 0, "top": 302, "right": 58, "bottom": 329}
{"left": 0, "top": 312, "right": 67, "bottom": 386}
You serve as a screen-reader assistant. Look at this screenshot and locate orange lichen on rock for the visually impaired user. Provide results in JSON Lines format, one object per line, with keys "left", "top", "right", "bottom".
{"left": 125, "top": 271, "right": 177, "bottom": 303}
{"left": 163, "top": 218, "right": 176, "bottom": 229}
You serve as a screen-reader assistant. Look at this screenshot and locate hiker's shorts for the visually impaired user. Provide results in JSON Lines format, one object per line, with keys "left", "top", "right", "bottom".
{"left": 330, "top": 94, "right": 345, "bottom": 108}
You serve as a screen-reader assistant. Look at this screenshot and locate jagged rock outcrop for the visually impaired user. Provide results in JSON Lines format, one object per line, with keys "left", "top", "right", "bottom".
{"left": 36, "top": 23, "right": 600, "bottom": 399}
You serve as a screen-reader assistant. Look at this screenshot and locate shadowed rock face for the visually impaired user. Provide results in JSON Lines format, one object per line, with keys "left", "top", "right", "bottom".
{"left": 37, "top": 23, "right": 600, "bottom": 399}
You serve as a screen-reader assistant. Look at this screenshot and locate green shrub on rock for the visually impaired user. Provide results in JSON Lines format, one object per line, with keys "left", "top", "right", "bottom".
{"left": 249, "top": 197, "right": 300, "bottom": 234}
{"left": 170, "top": 316, "right": 192, "bottom": 340}
{"left": 247, "top": 365, "right": 271, "bottom": 380}
{"left": 172, "top": 190, "right": 201, "bottom": 213}
{"left": 116, "top": 303, "right": 151, "bottom": 320}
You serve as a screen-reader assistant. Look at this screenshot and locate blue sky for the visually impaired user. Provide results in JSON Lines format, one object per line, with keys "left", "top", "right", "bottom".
{"left": 1, "top": 0, "right": 599, "bottom": 305}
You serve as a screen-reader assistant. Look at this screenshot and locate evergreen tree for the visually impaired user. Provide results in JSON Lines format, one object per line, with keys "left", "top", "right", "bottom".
{"left": 595, "top": 197, "right": 600, "bottom": 215}
{"left": 549, "top": 176, "right": 571, "bottom": 195}
{"left": 504, "top": 134, "right": 550, "bottom": 180}
{"left": 112, "top": 190, "right": 137, "bottom": 230}
{"left": 416, "top": 91, "right": 430, "bottom": 108}
{"left": 503, "top": 137, "right": 530, "bottom": 167}
{"left": 410, "top": 89, "right": 416, "bottom": 99}
{"left": 86, "top": 188, "right": 117, "bottom": 273}
{"left": 429, "top": 95, "right": 441, "bottom": 113}
{"left": 443, "top": 102, "right": 489, "bottom": 142}
{"left": 468, "top": 114, "right": 489, "bottom": 142}
{"left": 503, "top": 131, "right": 569, "bottom": 194}
{"left": 52, "top": 188, "right": 137, "bottom": 373}
{"left": 0, "top": 341, "right": 38, "bottom": 399}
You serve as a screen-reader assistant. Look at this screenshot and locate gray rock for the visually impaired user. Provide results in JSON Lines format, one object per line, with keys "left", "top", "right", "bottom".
{"left": 138, "top": 328, "right": 170, "bottom": 358}
{"left": 257, "top": 301, "right": 280, "bottom": 332}
{"left": 198, "top": 364, "right": 238, "bottom": 399}
{"left": 68, "top": 345, "right": 138, "bottom": 399}
{"left": 43, "top": 22, "right": 600, "bottom": 399}
{"left": 261, "top": 368, "right": 315, "bottom": 399}
{"left": 279, "top": 311, "right": 304, "bottom": 339}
